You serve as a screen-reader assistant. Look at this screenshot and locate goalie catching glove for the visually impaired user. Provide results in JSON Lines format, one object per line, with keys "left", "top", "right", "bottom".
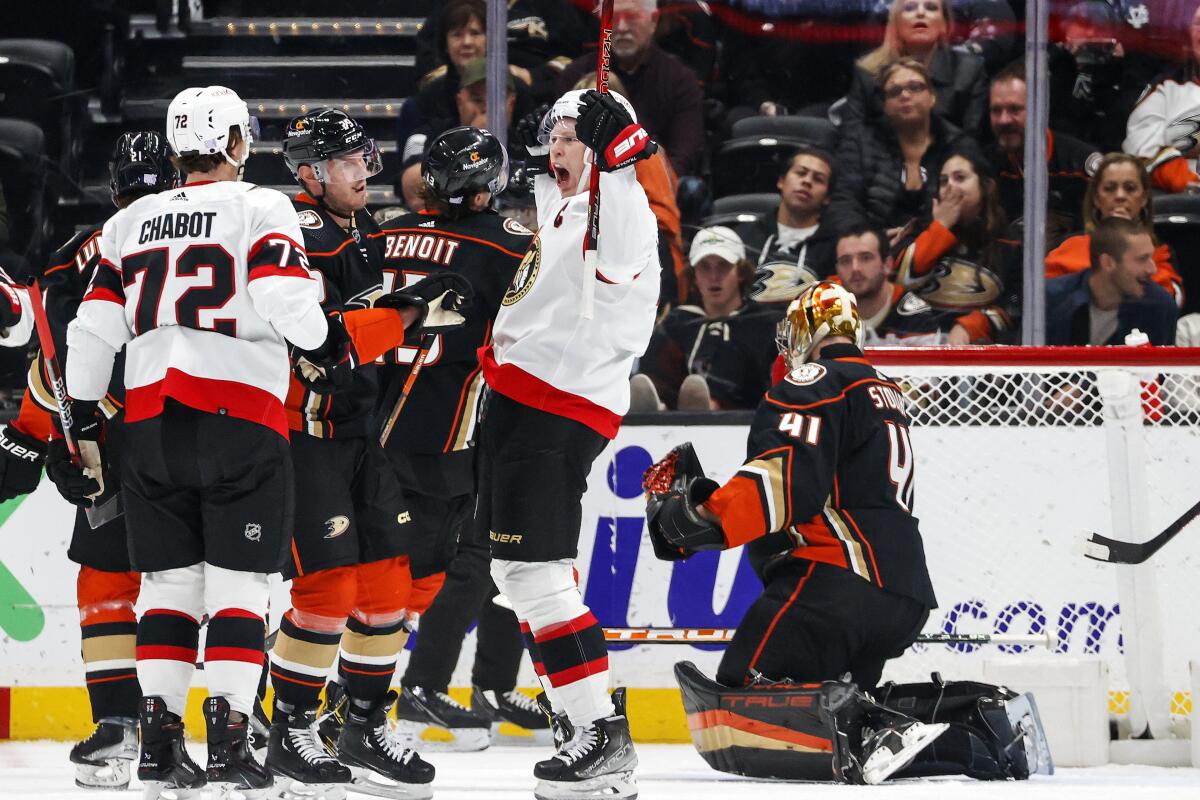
{"left": 292, "top": 314, "right": 355, "bottom": 394}
{"left": 643, "top": 442, "right": 726, "bottom": 560}
{"left": 376, "top": 271, "right": 474, "bottom": 334}
{"left": 574, "top": 90, "right": 657, "bottom": 172}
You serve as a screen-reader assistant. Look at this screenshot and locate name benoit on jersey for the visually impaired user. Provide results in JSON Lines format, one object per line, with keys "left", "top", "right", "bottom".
{"left": 138, "top": 211, "right": 218, "bottom": 244}
{"left": 382, "top": 232, "right": 460, "bottom": 265}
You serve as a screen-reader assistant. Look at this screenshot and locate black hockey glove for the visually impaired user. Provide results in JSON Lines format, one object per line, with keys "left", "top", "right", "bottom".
{"left": 643, "top": 442, "right": 725, "bottom": 560}
{"left": 377, "top": 272, "right": 474, "bottom": 335}
{"left": 46, "top": 439, "right": 101, "bottom": 507}
{"left": 292, "top": 315, "right": 356, "bottom": 395}
{"left": 50, "top": 400, "right": 107, "bottom": 507}
{"left": 575, "top": 90, "right": 657, "bottom": 172}
{"left": 0, "top": 424, "right": 46, "bottom": 501}
{"left": 515, "top": 103, "right": 552, "bottom": 160}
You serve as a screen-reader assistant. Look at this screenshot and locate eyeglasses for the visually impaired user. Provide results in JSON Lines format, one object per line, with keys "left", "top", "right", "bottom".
{"left": 884, "top": 80, "right": 930, "bottom": 99}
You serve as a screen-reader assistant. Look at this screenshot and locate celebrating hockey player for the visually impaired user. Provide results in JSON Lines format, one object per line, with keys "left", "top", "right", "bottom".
{"left": 377, "top": 127, "right": 549, "bottom": 748}
{"left": 64, "top": 86, "right": 352, "bottom": 800}
{"left": 478, "top": 89, "right": 658, "bottom": 799}
{"left": 264, "top": 108, "right": 471, "bottom": 799}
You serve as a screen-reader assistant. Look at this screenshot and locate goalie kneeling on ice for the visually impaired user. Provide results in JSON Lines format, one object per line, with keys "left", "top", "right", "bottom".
{"left": 675, "top": 661, "right": 1053, "bottom": 783}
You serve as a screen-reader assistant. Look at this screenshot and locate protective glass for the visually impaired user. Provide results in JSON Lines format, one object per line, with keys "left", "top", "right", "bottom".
{"left": 321, "top": 140, "right": 384, "bottom": 184}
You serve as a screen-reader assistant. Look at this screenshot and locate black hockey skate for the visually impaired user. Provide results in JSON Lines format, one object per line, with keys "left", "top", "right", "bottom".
{"left": 204, "top": 696, "right": 273, "bottom": 799}
{"left": 533, "top": 714, "right": 638, "bottom": 800}
{"left": 536, "top": 688, "right": 627, "bottom": 751}
{"left": 267, "top": 704, "right": 351, "bottom": 800}
{"left": 860, "top": 720, "right": 950, "bottom": 785}
{"left": 337, "top": 691, "right": 436, "bottom": 799}
{"left": 472, "top": 685, "right": 553, "bottom": 746}
{"left": 247, "top": 699, "right": 271, "bottom": 761}
{"left": 138, "top": 696, "right": 206, "bottom": 799}
{"left": 70, "top": 718, "right": 138, "bottom": 789}
{"left": 316, "top": 681, "right": 348, "bottom": 756}
{"left": 391, "top": 684, "right": 490, "bottom": 752}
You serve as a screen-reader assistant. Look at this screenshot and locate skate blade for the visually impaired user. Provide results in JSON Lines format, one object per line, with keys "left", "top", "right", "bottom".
{"left": 347, "top": 767, "right": 434, "bottom": 799}
{"left": 490, "top": 721, "right": 554, "bottom": 747}
{"left": 1006, "top": 692, "right": 1055, "bottom": 776}
{"left": 533, "top": 771, "right": 638, "bottom": 800}
{"left": 272, "top": 776, "right": 348, "bottom": 800}
{"left": 211, "top": 780, "right": 274, "bottom": 800}
{"left": 141, "top": 781, "right": 205, "bottom": 800}
{"left": 74, "top": 757, "right": 132, "bottom": 789}
{"left": 862, "top": 723, "right": 950, "bottom": 785}
{"left": 390, "top": 718, "right": 490, "bottom": 752}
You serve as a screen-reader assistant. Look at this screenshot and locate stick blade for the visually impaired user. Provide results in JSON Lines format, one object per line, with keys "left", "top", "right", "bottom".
{"left": 1078, "top": 530, "right": 1112, "bottom": 562}
{"left": 84, "top": 493, "right": 123, "bottom": 529}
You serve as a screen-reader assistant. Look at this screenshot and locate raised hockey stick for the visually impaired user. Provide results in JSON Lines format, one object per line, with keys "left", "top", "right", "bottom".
{"left": 580, "top": 0, "right": 615, "bottom": 320}
{"left": 379, "top": 332, "right": 437, "bottom": 447}
{"left": 1080, "top": 497, "right": 1200, "bottom": 565}
{"left": 602, "top": 626, "right": 1054, "bottom": 648}
{"left": 27, "top": 280, "right": 122, "bottom": 528}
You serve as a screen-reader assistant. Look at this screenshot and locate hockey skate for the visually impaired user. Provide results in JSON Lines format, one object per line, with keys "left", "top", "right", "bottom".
{"left": 390, "top": 684, "right": 490, "bottom": 752}
{"left": 204, "top": 696, "right": 273, "bottom": 799}
{"left": 536, "top": 688, "right": 627, "bottom": 751}
{"left": 316, "top": 681, "right": 348, "bottom": 756}
{"left": 337, "top": 691, "right": 436, "bottom": 799}
{"left": 247, "top": 700, "right": 271, "bottom": 762}
{"left": 860, "top": 720, "right": 950, "bottom": 785}
{"left": 138, "top": 696, "right": 207, "bottom": 800}
{"left": 70, "top": 718, "right": 138, "bottom": 789}
{"left": 533, "top": 714, "right": 638, "bottom": 800}
{"left": 471, "top": 685, "right": 553, "bottom": 746}
{"left": 267, "top": 704, "right": 351, "bottom": 800}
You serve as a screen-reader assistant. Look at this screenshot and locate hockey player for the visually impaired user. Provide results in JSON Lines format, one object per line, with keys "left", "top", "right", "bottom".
{"left": 64, "top": 86, "right": 352, "bottom": 800}
{"left": 376, "top": 127, "right": 549, "bottom": 749}
{"left": 265, "top": 108, "right": 471, "bottom": 799}
{"left": 479, "top": 89, "right": 658, "bottom": 799}
{"left": 0, "top": 267, "right": 32, "bottom": 349}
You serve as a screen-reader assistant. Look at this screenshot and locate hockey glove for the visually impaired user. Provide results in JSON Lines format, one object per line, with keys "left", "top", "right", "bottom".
{"left": 0, "top": 283, "right": 23, "bottom": 332}
{"left": 644, "top": 442, "right": 725, "bottom": 560}
{"left": 46, "top": 439, "right": 101, "bottom": 506}
{"left": 0, "top": 424, "right": 46, "bottom": 501}
{"left": 377, "top": 272, "right": 474, "bottom": 335}
{"left": 292, "top": 314, "right": 356, "bottom": 394}
{"left": 515, "top": 103, "right": 552, "bottom": 160}
{"left": 749, "top": 261, "right": 818, "bottom": 305}
{"left": 56, "top": 400, "right": 107, "bottom": 505}
{"left": 575, "top": 90, "right": 657, "bottom": 172}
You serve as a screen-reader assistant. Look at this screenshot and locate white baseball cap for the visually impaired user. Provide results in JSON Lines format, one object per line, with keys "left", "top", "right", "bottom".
{"left": 689, "top": 226, "right": 746, "bottom": 266}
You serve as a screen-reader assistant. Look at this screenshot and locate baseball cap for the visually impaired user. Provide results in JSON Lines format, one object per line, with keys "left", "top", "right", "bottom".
{"left": 689, "top": 226, "right": 746, "bottom": 266}
{"left": 459, "top": 58, "right": 516, "bottom": 91}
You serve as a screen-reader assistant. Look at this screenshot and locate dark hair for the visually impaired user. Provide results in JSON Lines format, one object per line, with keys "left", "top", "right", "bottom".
{"left": 1082, "top": 152, "right": 1153, "bottom": 232}
{"left": 778, "top": 146, "right": 837, "bottom": 191}
{"left": 169, "top": 128, "right": 243, "bottom": 176}
{"left": 1090, "top": 216, "right": 1149, "bottom": 268}
{"left": 938, "top": 147, "right": 1008, "bottom": 246}
{"left": 835, "top": 223, "right": 889, "bottom": 261}
{"left": 440, "top": 0, "right": 486, "bottom": 59}
{"left": 417, "top": 183, "right": 479, "bottom": 221}
{"left": 992, "top": 59, "right": 1025, "bottom": 86}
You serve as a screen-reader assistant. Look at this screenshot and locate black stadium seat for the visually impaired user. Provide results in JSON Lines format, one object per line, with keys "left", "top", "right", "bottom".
{"left": 700, "top": 192, "right": 779, "bottom": 229}
{"left": 0, "top": 39, "right": 84, "bottom": 178}
{"left": 729, "top": 115, "right": 838, "bottom": 153}
{"left": 1154, "top": 193, "right": 1200, "bottom": 317}
{"left": 711, "top": 135, "right": 812, "bottom": 198}
{"left": 0, "top": 117, "right": 50, "bottom": 275}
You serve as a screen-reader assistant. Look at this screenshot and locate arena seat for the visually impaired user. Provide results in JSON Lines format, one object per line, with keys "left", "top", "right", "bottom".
{"left": 1154, "top": 193, "right": 1200, "bottom": 316}
{"left": 0, "top": 39, "right": 84, "bottom": 179}
{"left": 700, "top": 192, "right": 778, "bottom": 229}
{"left": 0, "top": 117, "right": 50, "bottom": 273}
{"left": 710, "top": 136, "right": 814, "bottom": 198}
{"left": 730, "top": 115, "right": 838, "bottom": 153}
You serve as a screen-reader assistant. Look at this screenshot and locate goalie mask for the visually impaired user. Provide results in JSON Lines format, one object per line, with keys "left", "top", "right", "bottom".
{"left": 166, "top": 85, "right": 259, "bottom": 173}
{"left": 777, "top": 282, "right": 864, "bottom": 368}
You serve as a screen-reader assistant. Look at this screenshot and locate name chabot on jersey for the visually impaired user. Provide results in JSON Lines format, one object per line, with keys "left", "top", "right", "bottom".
{"left": 138, "top": 211, "right": 218, "bottom": 245}
{"left": 383, "top": 232, "right": 460, "bottom": 265}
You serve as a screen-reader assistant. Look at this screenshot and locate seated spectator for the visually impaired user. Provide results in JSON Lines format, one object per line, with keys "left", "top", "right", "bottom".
{"left": 841, "top": 0, "right": 988, "bottom": 138}
{"left": 557, "top": 0, "right": 705, "bottom": 177}
{"left": 829, "top": 58, "right": 979, "bottom": 243}
{"left": 1123, "top": 3, "right": 1200, "bottom": 194}
{"left": 633, "top": 226, "right": 781, "bottom": 411}
{"left": 986, "top": 60, "right": 1102, "bottom": 245}
{"left": 1045, "top": 152, "right": 1184, "bottom": 305}
{"left": 950, "top": 0, "right": 1020, "bottom": 76}
{"left": 894, "top": 149, "right": 1020, "bottom": 342}
{"left": 1046, "top": 216, "right": 1177, "bottom": 345}
{"left": 735, "top": 146, "right": 838, "bottom": 281}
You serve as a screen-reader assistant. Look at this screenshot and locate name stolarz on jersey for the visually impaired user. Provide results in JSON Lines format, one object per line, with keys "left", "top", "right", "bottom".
{"left": 138, "top": 211, "right": 218, "bottom": 244}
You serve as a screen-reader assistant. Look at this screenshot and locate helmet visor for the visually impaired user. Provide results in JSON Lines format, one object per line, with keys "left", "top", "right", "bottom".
{"left": 321, "top": 140, "right": 384, "bottom": 184}
{"left": 489, "top": 145, "right": 510, "bottom": 196}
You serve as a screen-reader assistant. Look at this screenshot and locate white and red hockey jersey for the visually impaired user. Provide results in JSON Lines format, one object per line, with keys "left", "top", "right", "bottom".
{"left": 481, "top": 166, "right": 660, "bottom": 438}
{"left": 1124, "top": 73, "right": 1200, "bottom": 192}
{"left": 66, "top": 180, "right": 328, "bottom": 438}
{"left": 0, "top": 266, "right": 33, "bottom": 348}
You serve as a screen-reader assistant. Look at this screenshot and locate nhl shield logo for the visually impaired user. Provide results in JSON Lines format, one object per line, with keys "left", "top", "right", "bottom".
{"left": 244, "top": 523, "right": 262, "bottom": 542}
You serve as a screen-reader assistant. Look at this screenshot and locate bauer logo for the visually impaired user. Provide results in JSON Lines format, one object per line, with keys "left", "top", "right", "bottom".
{"left": 244, "top": 523, "right": 262, "bottom": 542}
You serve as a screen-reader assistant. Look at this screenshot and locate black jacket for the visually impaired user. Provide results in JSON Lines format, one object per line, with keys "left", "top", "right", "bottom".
{"left": 1045, "top": 269, "right": 1177, "bottom": 346}
{"left": 734, "top": 205, "right": 839, "bottom": 280}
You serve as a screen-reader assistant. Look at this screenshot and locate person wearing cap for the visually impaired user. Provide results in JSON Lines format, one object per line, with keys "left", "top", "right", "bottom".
{"left": 632, "top": 225, "right": 783, "bottom": 411}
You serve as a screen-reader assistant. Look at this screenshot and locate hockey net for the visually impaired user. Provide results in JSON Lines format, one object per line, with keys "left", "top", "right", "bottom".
{"left": 866, "top": 346, "right": 1200, "bottom": 737}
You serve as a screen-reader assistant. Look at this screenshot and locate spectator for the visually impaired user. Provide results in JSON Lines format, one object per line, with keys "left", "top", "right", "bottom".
{"left": 1046, "top": 216, "right": 1177, "bottom": 345}
{"left": 842, "top": 0, "right": 988, "bottom": 138}
{"left": 834, "top": 223, "right": 975, "bottom": 345}
{"left": 950, "top": 0, "right": 1020, "bottom": 75}
{"left": 656, "top": 0, "right": 719, "bottom": 84}
{"left": 1045, "top": 152, "right": 1185, "bottom": 304}
{"left": 735, "top": 146, "right": 839, "bottom": 280}
{"left": 558, "top": 0, "right": 705, "bottom": 177}
{"left": 1123, "top": 3, "right": 1200, "bottom": 194}
{"left": 632, "top": 226, "right": 781, "bottom": 411}
{"left": 986, "top": 60, "right": 1102, "bottom": 246}
{"left": 829, "top": 58, "right": 979, "bottom": 243}
{"left": 893, "top": 148, "right": 1020, "bottom": 342}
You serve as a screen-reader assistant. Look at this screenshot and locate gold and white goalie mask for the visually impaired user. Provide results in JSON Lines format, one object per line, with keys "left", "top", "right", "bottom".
{"left": 776, "top": 282, "right": 864, "bottom": 368}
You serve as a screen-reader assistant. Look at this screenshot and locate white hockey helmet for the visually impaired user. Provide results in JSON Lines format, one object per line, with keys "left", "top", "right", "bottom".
{"left": 776, "top": 282, "right": 864, "bottom": 368}
{"left": 165, "top": 86, "right": 259, "bottom": 168}
{"left": 536, "top": 89, "right": 637, "bottom": 146}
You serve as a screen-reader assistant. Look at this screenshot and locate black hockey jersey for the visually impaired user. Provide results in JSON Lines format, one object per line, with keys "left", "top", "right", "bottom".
{"left": 703, "top": 343, "right": 937, "bottom": 607}
{"left": 374, "top": 209, "right": 531, "bottom": 495}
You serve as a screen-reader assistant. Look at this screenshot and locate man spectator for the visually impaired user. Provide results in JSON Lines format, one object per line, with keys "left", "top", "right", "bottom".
{"left": 986, "top": 61, "right": 1102, "bottom": 246}
{"left": 1046, "top": 216, "right": 1177, "bottom": 345}
{"left": 736, "top": 147, "right": 838, "bottom": 281}
{"left": 558, "top": 0, "right": 705, "bottom": 177}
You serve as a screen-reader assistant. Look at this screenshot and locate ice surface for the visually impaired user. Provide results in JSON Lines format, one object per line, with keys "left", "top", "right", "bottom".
{"left": 2, "top": 741, "right": 1199, "bottom": 799}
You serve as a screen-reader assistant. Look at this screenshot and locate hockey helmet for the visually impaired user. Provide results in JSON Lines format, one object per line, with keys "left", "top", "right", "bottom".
{"left": 776, "top": 281, "right": 864, "bottom": 368}
{"left": 422, "top": 126, "right": 509, "bottom": 204}
{"left": 536, "top": 89, "right": 637, "bottom": 146}
{"left": 109, "top": 131, "right": 179, "bottom": 201}
{"left": 283, "top": 108, "right": 382, "bottom": 185}
{"left": 165, "top": 86, "right": 259, "bottom": 168}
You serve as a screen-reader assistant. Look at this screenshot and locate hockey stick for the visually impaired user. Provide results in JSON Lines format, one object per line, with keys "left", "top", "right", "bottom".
{"left": 27, "top": 280, "right": 122, "bottom": 528}
{"left": 580, "top": 0, "right": 615, "bottom": 320}
{"left": 602, "top": 626, "right": 1054, "bottom": 648}
{"left": 1080, "top": 497, "right": 1200, "bottom": 565}
{"left": 379, "top": 332, "right": 437, "bottom": 447}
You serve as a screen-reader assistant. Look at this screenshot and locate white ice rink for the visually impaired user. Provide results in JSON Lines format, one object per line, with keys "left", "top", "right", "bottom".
{"left": 2, "top": 742, "right": 1199, "bottom": 799}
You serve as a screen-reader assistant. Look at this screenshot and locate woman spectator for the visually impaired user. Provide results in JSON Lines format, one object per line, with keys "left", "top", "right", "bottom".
{"left": 829, "top": 58, "right": 979, "bottom": 245}
{"left": 1045, "top": 152, "right": 1184, "bottom": 305}
{"left": 841, "top": 0, "right": 988, "bottom": 138}
{"left": 894, "top": 148, "right": 1021, "bottom": 343}
{"left": 1124, "top": 3, "right": 1200, "bottom": 194}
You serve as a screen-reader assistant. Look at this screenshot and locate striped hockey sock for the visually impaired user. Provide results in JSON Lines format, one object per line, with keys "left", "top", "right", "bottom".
{"left": 529, "top": 612, "right": 614, "bottom": 728}
{"left": 204, "top": 608, "right": 266, "bottom": 717}
{"left": 78, "top": 568, "right": 141, "bottom": 722}
{"left": 270, "top": 611, "right": 341, "bottom": 712}
{"left": 338, "top": 617, "right": 408, "bottom": 706}
{"left": 136, "top": 608, "right": 200, "bottom": 716}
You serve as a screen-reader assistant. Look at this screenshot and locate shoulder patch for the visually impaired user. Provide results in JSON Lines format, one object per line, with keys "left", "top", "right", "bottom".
{"left": 297, "top": 209, "right": 324, "bottom": 230}
{"left": 785, "top": 362, "right": 827, "bottom": 386}
{"left": 1084, "top": 151, "right": 1103, "bottom": 177}
{"left": 896, "top": 292, "right": 931, "bottom": 316}
{"left": 503, "top": 217, "right": 533, "bottom": 236}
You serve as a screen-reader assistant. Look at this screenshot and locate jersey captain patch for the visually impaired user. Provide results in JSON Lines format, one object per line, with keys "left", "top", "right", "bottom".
{"left": 502, "top": 237, "right": 541, "bottom": 306}
{"left": 297, "top": 209, "right": 324, "bottom": 229}
{"left": 785, "top": 362, "right": 826, "bottom": 386}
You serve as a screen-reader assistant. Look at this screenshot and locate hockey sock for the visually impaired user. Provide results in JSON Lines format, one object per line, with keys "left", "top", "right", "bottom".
{"left": 338, "top": 616, "right": 408, "bottom": 706}
{"left": 136, "top": 608, "right": 200, "bottom": 716}
{"left": 530, "top": 612, "right": 614, "bottom": 728}
{"left": 270, "top": 611, "right": 342, "bottom": 712}
{"left": 519, "top": 620, "right": 557, "bottom": 706}
{"left": 204, "top": 608, "right": 266, "bottom": 718}
{"left": 78, "top": 567, "right": 141, "bottom": 722}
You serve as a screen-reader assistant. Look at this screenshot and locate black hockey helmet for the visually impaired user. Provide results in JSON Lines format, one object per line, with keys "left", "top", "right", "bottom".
{"left": 109, "top": 131, "right": 178, "bottom": 200}
{"left": 422, "top": 126, "right": 509, "bottom": 205}
{"left": 282, "top": 108, "right": 382, "bottom": 184}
